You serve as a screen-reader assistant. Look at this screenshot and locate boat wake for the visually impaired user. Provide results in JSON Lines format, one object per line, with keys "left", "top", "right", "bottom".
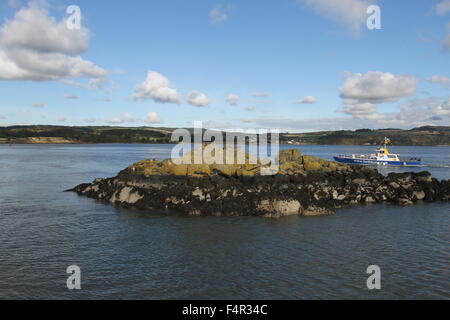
{"left": 423, "top": 164, "right": 450, "bottom": 169}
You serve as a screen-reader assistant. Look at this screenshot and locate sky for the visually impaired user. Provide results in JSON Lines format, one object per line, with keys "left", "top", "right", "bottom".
{"left": 0, "top": 0, "right": 450, "bottom": 132}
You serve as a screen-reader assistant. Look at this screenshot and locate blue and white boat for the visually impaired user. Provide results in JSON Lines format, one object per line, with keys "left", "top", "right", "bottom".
{"left": 334, "top": 138, "right": 422, "bottom": 167}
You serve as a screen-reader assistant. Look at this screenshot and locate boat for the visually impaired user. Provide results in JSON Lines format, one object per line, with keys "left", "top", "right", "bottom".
{"left": 334, "top": 138, "right": 422, "bottom": 167}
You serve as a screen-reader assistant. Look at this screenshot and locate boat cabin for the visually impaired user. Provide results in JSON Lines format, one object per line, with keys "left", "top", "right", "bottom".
{"left": 374, "top": 146, "right": 400, "bottom": 162}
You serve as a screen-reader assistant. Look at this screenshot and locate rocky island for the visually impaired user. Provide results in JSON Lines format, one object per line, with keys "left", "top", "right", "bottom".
{"left": 70, "top": 148, "right": 450, "bottom": 218}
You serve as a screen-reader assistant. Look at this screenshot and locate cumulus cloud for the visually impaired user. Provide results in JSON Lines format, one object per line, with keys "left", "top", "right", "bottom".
{"left": 252, "top": 92, "right": 269, "bottom": 97}
{"left": 105, "top": 113, "right": 136, "bottom": 124}
{"left": 64, "top": 94, "right": 78, "bottom": 100}
{"left": 105, "top": 112, "right": 163, "bottom": 124}
{"left": 427, "top": 75, "right": 450, "bottom": 88}
{"left": 341, "top": 100, "right": 379, "bottom": 119}
{"left": 240, "top": 97, "right": 450, "bottom": 131}
{"left": 225, "top": 93, "right": 240, "bottom": 106}
{"left": 203, "top": 120, "right": 234, "bottom": 130}
{"left": 105, "top": 117, "right": 123, "bottom": 124}
{"left": 303, "top": 0, "right": 374, "bottom": 34}
{"left": 145, "top": 112, "right": 163, "bottom": 124}
{"left": 434, "top": 98, "right": 450, "bottom": 115}
{"left": 33, "top": 102, "right": 44, "bottom": 108}
{"left": 295, "top": 96, "right": 318, "bottom": 104}
{"left": 88, "top": 78, "right": 106, "bottom": 89}
{"left": 436, "top": 0, "right": 450, "bottom": 15}
{"left": 121, "top": 112, "right": 137, "bottom": 123}
{"left": 239, "top": 116, "right": 397, "bottom": 131}
{"left": 57, "top": 116, "right": 66, "bottom": 122}
{"left": 210, "top": 5, "right": 229, "bottom": 24}
{"left": 187, "top": 90, "right": 211, "bottom": 107}
{"left": 338, "top": 71, "right": 418, "bottom": 120}
{"left": 245, "top": 106, "right": 256, "bottom": 111}
{"left": 84, "top": 118, "right": 96, "bottom": 123}
{"left": 340, "top": 71, "right": 417, "bottom": 103}
{"left": 132, "top": 71, "right": 181, "bottom": 104}
{"left": 0, "top": 4, "right": 107, "bottom": 83}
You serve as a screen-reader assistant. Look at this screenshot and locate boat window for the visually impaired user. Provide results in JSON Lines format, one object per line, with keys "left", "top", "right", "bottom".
{"left": 387, "top": 155, "right": 396, "bottom": 159}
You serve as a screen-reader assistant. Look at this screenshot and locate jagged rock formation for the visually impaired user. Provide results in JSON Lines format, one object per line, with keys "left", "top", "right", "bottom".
{"left": 70, "top": 148, "right": 450, "bottom": 218}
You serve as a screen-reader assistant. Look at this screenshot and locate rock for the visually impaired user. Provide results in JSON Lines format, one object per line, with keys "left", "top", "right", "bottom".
{"left": 398, "top": 198, "right": 413, "bottom": 206}
{"left": 211, "top": 164, "right": 238, "bottom": 177}
{"left": 413, "top": 191, "right": 426, "bottom": 201}
{"left": 187, "top": 164, "right": 211, "bottom": 176}
{"left": 192, "top": 188, "right": 206, "bottom": 201}
{"left": 172, "top": 164, "right": 188, "bottom": 176}
{"left": 389, "top": 182, "right": 400, "bottom": 189}
{"left": 328, "top": 162, "right": 340, "bottom": 172}
{"left": 70, "top": 148, "right": 450, "bottom": 218}
{"left": 258, "top": 199, "right": 302, "bottom": 218}
{"left": 279, "top": 149, "right": 302, "bottom": 163}
{"left": 237, "top": 164, "right": 261, "bottom": 177}
{"left": 415, "top": 172, "right": 433, "bottom": 183}
{"left": 117, "top": 187, "right": 143, "bottom": 204}
{"left": 303, "top": 161, "right": 323, "bottom": 172}
{"left": 279, "top": 162, "right": 305, "bottom": 175}
{"left": 365, "top": 196, "right": 376, "bottom": 203}
{"left": 353, "top": 178, "right": 367, "bottom": 185}
{"left": 303, "top": 206, "right": 333, "bottom": 216}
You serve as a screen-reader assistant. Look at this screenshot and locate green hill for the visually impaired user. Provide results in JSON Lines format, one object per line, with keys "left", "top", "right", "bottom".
{"left": 1, "top": 125, "right": 450, "bottom": 146}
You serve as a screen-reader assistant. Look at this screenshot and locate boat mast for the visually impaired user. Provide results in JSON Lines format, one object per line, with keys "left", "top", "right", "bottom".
{"left": 383, "top": 137, "right": 390, "bottom": 149}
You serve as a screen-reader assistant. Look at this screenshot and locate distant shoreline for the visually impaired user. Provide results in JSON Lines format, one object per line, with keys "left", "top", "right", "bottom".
{"left": 1, "top": 125, "right": 450, "bottom": 146}
{"left": 1, "top": 140, "right": 449, "bottom": 147}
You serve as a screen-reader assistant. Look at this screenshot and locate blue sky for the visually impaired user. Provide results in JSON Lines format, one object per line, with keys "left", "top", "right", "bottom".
{"left": 1, "top": 0, "right": 450, "bottom": 131}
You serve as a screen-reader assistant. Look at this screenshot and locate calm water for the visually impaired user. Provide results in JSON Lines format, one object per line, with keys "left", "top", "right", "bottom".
{"left": 0, "top": 144, "right": 449, "bottom": 300}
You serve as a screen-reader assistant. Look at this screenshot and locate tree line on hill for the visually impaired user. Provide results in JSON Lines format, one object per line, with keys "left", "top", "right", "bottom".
{"left": 0, "top": 125, "right": 449, "bottom": 146}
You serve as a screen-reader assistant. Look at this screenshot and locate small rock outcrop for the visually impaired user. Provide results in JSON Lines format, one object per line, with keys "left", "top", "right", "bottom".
{"left": 69, "top": 148, "right": 450, "bottom": 218}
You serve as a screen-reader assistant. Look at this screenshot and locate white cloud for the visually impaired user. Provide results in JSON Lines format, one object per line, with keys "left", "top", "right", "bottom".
{"left": 303, "top": 0, "right": 373, "bottom": 34}
{"left": 105, "top": 117, "right": 123, "bottom": 124}
{"left": 203, "top": 120, "right": 234, "bottom": 130}
{"left": 145, "top": 112, "right": 163, "bottom": 124}
{"left": 104, "top": 112, "right": 163, "bottom": 124}
{"left": 187, "top": 90, "right": 211, "bottom": 107}
{"left": 225, "top": 93, "right": 240, "bottom": 106}
{"left": 132, "top": 71, "right": 181, "bottom": 104}
{"left": 84, "top": 118, "right": 96, "bottom": 123}
{"left": 210, "top": 5, "right": 229, "bottom": 24}
{"left": 341, "top": 100, "right": 379, "bottom": 119}
{"left": 64, "top": 94, "right": 78, "bottom": 100}
{"left": 57, "top": 116, "right": 66, "bottom": 122}
{"left": 427, "top": 75, "right": 450, "bottom": 88}
{"left": 89, "top": 78, "right": 106, "bottom": 89}
{"left": 338, "top": 71, "right": 418, "bottom": 120}
{"left": 0, "top": 115, "right": 7, "bottom": 119}
{"left": 340, "top": 71, "right": 417, "bottom": 103}
{"left": 295, "top": 96, "right": 318, "bottom": 104}
{"left": 436, "top": 1, "right": 450, "bottom": 15}
{"left": 245, "top": 106, "right": 256, "bottom": 111}
{"left": 121, "top": 112, "right": 137, "bottom": 123}
{"left": 240, "top": 97, "right": 450, "bottom": 131}
{"left": 33, "top": 102, "right": 44, "bottom": 107}
{"left": 434, "top": 98, "right": 450, "bottom": 115}
{"left": 252, "top": 92, "right": 269, "bottom": 97}
{"left": 0, "top": 5, "right": 107, "bottom": 83}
